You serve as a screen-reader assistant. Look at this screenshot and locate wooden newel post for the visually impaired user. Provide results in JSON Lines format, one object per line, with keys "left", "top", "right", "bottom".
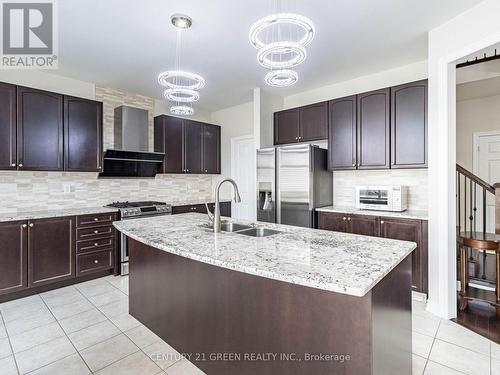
{"left": 495, "top": 183, "right": 500, "bottom": 235}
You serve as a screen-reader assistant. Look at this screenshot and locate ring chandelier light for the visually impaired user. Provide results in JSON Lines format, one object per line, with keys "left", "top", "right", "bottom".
{"left": 157, "top": 14, "right": 205, "bottom": 116}
{"left": 249, "top": 10, "right": 315, "bottom": 87}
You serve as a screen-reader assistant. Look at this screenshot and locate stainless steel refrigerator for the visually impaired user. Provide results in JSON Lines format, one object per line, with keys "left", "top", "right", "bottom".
{"left": 257, "top": 144, "right": 333, "bottom": 228}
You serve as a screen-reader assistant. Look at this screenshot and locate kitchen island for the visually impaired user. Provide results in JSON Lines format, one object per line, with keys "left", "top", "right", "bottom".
{"left": 114, "top": 213, "right": 416, "bottom": 375}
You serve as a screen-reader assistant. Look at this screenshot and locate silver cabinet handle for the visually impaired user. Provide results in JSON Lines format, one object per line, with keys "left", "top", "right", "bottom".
{"left": 11, "top": 163, "right": 16, "bottom": 167}
{"left": 94, "top": 259, "right": 99, "bottom": 264}
{"left": 380, "top": 221, "right": 385, "bottom": 224}
{"left": 94, "top": 218, "right": 99, "bottom": 221}
{"left": 94, "top": 230, "right": 99, "bottom": 234}
{"left": 22, "top": 224, "right": 27, "bottom": 228}
{"left": 347, "top": 217, "right": 351, "bottom": 221}
{"left": 18, "top": 163, "right": 23, "bottom": 167}
{"left": 342, "top": 217, "right": 346, "bottom": 221}
{"left": 94, "top": 242, "right": 99, "bottom": 246}
{"left": 352, "top": 164, "right": 355, "bottom": 167}
{"left": 29, "top": 223, "right": 34, "bottom": 227}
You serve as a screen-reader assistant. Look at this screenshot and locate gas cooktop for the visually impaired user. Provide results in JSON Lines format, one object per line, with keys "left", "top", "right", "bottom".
{"left": 105, "top": 201, "right": 171, "bottom": 218}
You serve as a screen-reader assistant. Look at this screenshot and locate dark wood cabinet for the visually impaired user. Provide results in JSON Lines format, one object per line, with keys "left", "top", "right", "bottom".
{"left": 64, "top": 96, "right": 103, "bottom": 172}
{"left": 274, "top": 108, "right": 299, "bottom": 145}
{"left": 17, "top": 86, "right": 64, "bottom": 171}
{"left": 28, "top": 216, "right": 75, "bottom": 288}
{"left": 319, "top": 210, "right": 428, "bottom": 293}
{"left": 380, "top": 217, "right": 427, "bottom": 293}
{"left": 274, "top": 104, "right": 328, "bottom": 145}
{"left": 154, "top": 115, "right": 221, "bottom": 174}
{"left": 349, "top": 215, "right": 380, "bottom": 237}
{"left": 0, "top": 221, "right": 28, "bottom": 295}
{"left": 202, "top": 124, "right": 221, "bottom": 174}
{"left": 318, "top": 212, "right": 348, "bottom": 232}
{"left": 391, "top": 80, "right": 428, "bottom": 168}
{"left": 184, "top": 120, "right": 203, "bottom": 173}
{"left": 357, "top": 88, "right": 390, "bottom": 169}
{"left": 299, "top": 102, "right": 328, "bottom": 141}
{"left": 0, "top": 82, "right": 17, "bottom": 170}
{"left": 328, "top": 96, "right": 357, "bottom": 170}
{"left": 172, "top": 202, "right": 231, "bottom": 217}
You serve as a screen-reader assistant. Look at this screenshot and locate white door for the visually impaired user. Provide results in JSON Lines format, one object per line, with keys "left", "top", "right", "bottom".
{"left": 231, "top": 136, "right": 256, "bottom": 220}
{"left": 475, "top": 132, "right": 500, "bottom": 233}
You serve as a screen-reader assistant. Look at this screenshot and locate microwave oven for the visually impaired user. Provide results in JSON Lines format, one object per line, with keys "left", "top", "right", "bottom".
{"left": 355, "top": 185, "right": 408, "bottom": 212}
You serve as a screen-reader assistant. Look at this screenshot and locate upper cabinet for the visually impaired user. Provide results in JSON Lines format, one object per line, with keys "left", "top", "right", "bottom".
{"left": 357, "top": 88, "right": 390, "bottom": 169}
{"left": 274, "top": 103, "right": 328, "bottom": 145}
{"left": 328, "top": 96, "right": 357, "bottom": 170}
{"left": 390, "top": 80, "right": 428, "bottom": 168}
{"left": 0, "top": 83, "right": 103, "bottom": 172}
{"left": 17, "top": 86, "right": 64, "bottom": 171}
{"left": 326, "top": 80, "right": 427, "bottom": 171}
{"left": 154, "top": 115, "right": 221, "bottom": 174}
{"left": 64, "top": 96, "right": 103, "bottom": 172}
{"left": 0, "top": 82, "right": 16, "bottom": 170}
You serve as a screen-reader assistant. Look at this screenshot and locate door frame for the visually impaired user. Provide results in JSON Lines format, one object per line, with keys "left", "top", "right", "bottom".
{"left": 230, "top": 135, "right": 256, "bottom": 221}
{"left": 472, "top": 130, "right": 500, "bottom": 176}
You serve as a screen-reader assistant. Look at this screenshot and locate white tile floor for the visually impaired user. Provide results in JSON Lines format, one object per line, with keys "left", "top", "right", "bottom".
{"left": 0, "top": 275, "right": 497, "bottom": 375}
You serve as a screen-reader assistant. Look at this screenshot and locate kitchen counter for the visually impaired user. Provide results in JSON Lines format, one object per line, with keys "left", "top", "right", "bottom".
{"left": 168, "top": 198, "right": 232, "bottom": 206}
{"left": 316, "top": 205, "right": 428, "bottom": 220}
{"left": 114, "top": 213, "right": 415, "bottom": 297}
{"left": 0, "top": 206, "right": 119, "bottom": 223}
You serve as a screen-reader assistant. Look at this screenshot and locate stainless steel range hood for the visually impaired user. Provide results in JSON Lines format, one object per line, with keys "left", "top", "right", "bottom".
{"left": 99, "top": 106, "right": 164, "bottom": 178}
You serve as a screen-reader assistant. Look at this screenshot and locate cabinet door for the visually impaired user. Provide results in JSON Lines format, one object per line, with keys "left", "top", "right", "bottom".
{"left": 156, "top": 115, "right": 184, "bottom": 173}
{"left": 202, "top": 124, "right": 220, "bottom": 174}
{"left": 318, "top": 212, "right": 348, "bottom": 232}
{"left": 0, "top": 221, "right": 28, "bottom": 295}
{"left": 379, "top": 217, "right": 426, "bottom": 293}
{"left": 64, "top": 96, "right": 103, "bottom": 172}
{"left": 0, "top": 83, "right": 17, "bottom": 170}
{"left": 357, "top": 88, "right": 390, "bottom": 169}
{"left": 17, "top": 87, "right": 63, "bottom": 171}
{"left": 391, "top": 80, "right": 427, "bottom": 168}
{"left": 274, "top": 109, "right": 299, "bottom": 145}
{"left": 299, "top": 102, "right": 328, "bottom": 141}
{"left": 328, "top": 96, "right": 357, "bottom": 170}
{"left": 28, "top": 216, "right": 75, "bottom": 288}
{"left": 184, "top": 120, "right": 203, "bottom": 173}
{"left": 348, "top": 215, "right": 380, "bottom": 237}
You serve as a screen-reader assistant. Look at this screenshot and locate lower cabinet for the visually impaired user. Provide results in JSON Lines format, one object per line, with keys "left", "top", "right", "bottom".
{"left": 318, "top": 211, "right": 428, "bottom": 293}
{"left": 28, "top": 216, "right": 75, "bottom": 288}
{"left": 172, "top": 202, "right": 231, "bottom": 217}
{"left": 0, "top": 221, "right": 28, "bottom": 295}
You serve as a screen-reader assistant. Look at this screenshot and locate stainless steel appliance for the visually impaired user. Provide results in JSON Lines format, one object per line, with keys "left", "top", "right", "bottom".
{"left": 355, "top": 185, "right": 408, "bottom": 212}
{"left": 256, "top": 144, "right": 332, "bottom": 228}
{"left": 99, "top": 106, "right": 165, "bottom": 178}
{"left": 105, "top": 201, "right": 172, "bottom": 275}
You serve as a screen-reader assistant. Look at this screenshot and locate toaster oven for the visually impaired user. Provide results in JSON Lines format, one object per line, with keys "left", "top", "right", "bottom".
{"left": 355, "top": 185, "right": 408, "bottom": 212}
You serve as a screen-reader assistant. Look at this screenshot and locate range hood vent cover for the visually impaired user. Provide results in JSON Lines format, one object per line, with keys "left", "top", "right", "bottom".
{"left": 99, "top": 149, "right": 164, "bottom": 178}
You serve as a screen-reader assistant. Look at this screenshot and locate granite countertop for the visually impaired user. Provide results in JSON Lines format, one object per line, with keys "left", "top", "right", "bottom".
{"left": 0, "top": 207, "right": 119, "bottom": 223}
{"left": 315, "top": 206, "right": 428, "bottom": 220}
{"left": 113, "top": 213, "right": 416, "bottom": 297}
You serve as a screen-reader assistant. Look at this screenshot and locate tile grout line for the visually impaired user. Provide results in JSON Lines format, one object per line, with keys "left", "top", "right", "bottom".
{"left": 0, "top": 311, "right": 21, "bottom": 375}
{"left": 38, "top": 292, "right": 95, "bottom": 375}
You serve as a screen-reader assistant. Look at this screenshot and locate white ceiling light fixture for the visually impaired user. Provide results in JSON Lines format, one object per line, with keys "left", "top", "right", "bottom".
{"left": 164, "top": 88, "right": 200, "bottom": 103}
{"left": 170, "top": 105, "right": 194, "bottom": 116}
{"left": 265, "top": 69, "right": 298, "bottom": 87}
{"left": 257, "top": 41, "right": 306, "bottom": 69}
{"left": 157, "top": 14, "right": 204, "bottom": 116}
{"left": 249, "top": 4, "right": 315, "bottom": 88}
{"left": 249, "top": 13, "right": 315, "bottom": 50}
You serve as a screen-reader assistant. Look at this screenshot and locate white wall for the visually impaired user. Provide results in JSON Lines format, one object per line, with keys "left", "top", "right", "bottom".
{"left": 210, "top": 101, "right": 254, "bottom": 197}
{"left": 428, "top": 0, "right": 500, "bottom": 319}
{"left": 283, "top": 60, "right": 428, "bottom": 109}
{"left": 259, "top": 89, "right": 284, "bottom": 149}
{"left": 0, "top": 70, "right": 95, "bottom": 99}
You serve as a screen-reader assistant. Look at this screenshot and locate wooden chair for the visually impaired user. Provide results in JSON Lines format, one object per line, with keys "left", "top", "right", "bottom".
{"left": 458, "top": 232, "right": 500, "bottom": 313}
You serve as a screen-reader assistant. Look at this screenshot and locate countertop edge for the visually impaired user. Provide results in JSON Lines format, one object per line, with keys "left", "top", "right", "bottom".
{"left": 316, "top": 206, "right": 428, "bottom": 221}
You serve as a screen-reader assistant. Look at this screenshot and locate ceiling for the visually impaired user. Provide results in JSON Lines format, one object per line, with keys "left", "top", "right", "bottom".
{"left": 57, "top": 0, "right": 482, "bottom": 112}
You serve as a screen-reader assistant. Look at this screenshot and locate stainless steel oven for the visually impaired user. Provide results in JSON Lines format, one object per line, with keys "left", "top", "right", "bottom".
{"left": 355, "top": 186, "right": 408, "bottom": 212}
{"left": 106, "top": 201, "right": 172, "bottom": 275}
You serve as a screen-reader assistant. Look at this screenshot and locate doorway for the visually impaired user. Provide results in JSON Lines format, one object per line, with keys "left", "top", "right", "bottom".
{"left": 231, "top": 135, "right": 256, "bottom": 220}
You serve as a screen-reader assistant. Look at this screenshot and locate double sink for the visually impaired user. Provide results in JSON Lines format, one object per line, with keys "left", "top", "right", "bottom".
{"left": 220, "top": 222, "right": 281, "bottom": 237}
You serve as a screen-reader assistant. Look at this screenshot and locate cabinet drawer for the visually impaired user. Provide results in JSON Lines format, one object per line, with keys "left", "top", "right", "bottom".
{"left": 77, "top": 225, "right": 114, "bottom": 241}
{"left": 76, "top": 250, "right": 113, "bottom": 276}
{"left": 77, "top": 213, "right": 115, "bottom": 227}
{"left": 77, "top": 238, "right": 114, "bottom": 254}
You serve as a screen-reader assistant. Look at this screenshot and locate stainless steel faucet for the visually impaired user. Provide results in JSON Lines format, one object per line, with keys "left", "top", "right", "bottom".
{"left": 208, "top": 178, "right": 241, "bottom": 233}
